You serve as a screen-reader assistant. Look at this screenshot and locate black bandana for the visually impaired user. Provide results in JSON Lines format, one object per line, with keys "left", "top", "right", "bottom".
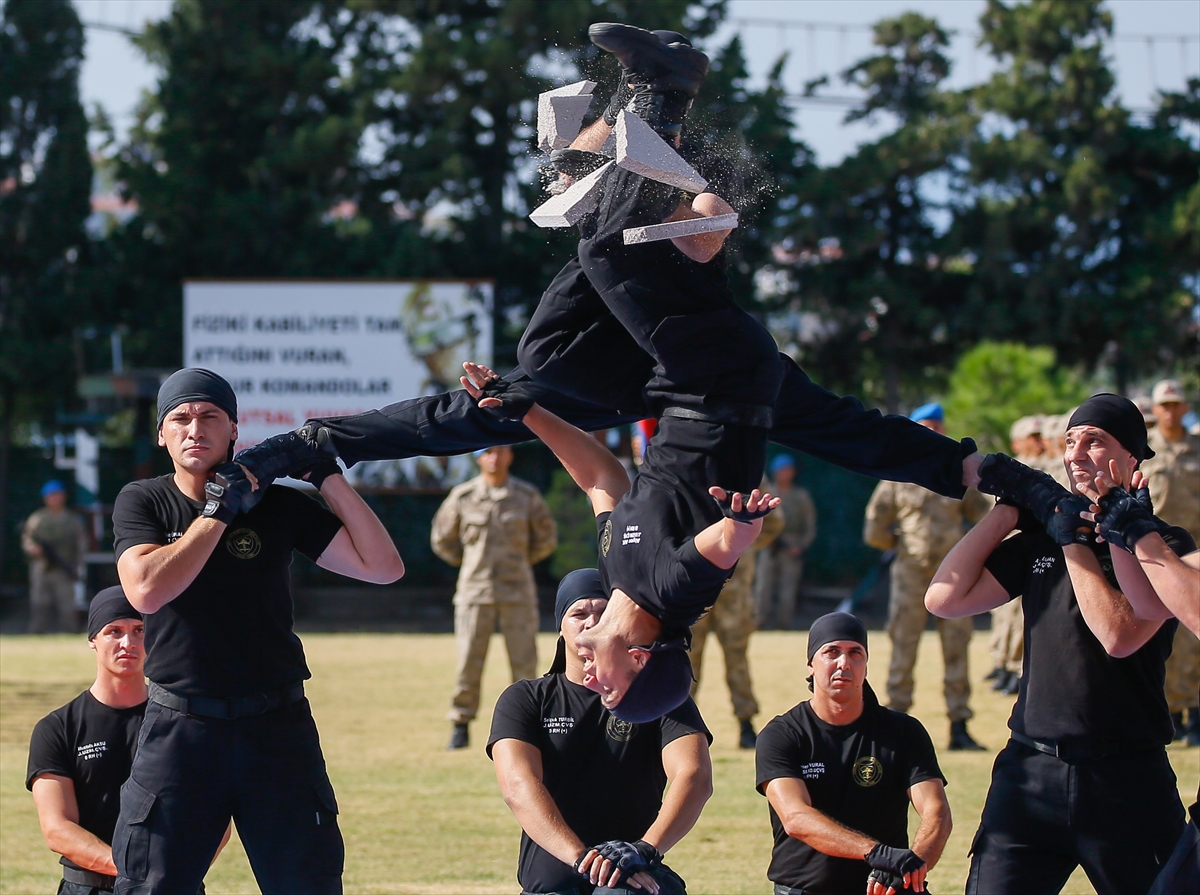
{"left": 87, "top": 587, "right": 142, "bottom": 640}
{"left": 807, "top": 612, "right": 868, "bottom": 662}
{"left": 548, "top": 569, "right": 606, "bottom": 675}
{"left": 1067, "top": 394, "right": 1154, "bottom": 462}
{"left": 156, "top": 368, "right": 239, "bottom": 429}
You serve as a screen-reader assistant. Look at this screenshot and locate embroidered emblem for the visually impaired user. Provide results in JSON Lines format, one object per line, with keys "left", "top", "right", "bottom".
{"left": 606, "top": 716, "right": 637, "bottom": 743}
{"left": 853, "top": 756, "right": 883, "bottom": 787}
{"left": 601, "top": 518, "right": 613, "bottom": 556}
{"left": 226, "top": 528, "right": 262, "bottom": 560}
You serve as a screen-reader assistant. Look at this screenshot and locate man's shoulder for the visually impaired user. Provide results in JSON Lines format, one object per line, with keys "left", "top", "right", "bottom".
{"left": 875, "top": 701, "right": 933, "bottom": 739}
{"left": 32, "top": 690, "right": 92, "bottom": 738}
{"left": 446, "top": 476, "right": 484, "bottom": 500}
{"left": 760, "top": 702, "right": 812, "bottom": 740}
{"left": 116, "top": 475, "right": 177, "bottom": 501}
{"left": 506, "top": 476, "right": 544, "bottom": 499}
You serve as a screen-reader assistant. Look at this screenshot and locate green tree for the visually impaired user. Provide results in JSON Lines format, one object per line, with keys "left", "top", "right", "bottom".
{"left": 943, "top": 341, "right": 1089, "bottom": 452}
{"left": 772, "top": 13, "right": 971, "bottom": 410}
{"left": 0, "top": 0, "right": 91, "bottom": 578}
{"left": 952, "top": 0, "right": 1199, "bottom": 387}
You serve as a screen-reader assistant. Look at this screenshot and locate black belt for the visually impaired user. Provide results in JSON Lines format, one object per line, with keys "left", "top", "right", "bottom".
{"left": 1009, "top": 731, "right": 1161, "bottom": 761}
{"left": 662, "top": 402, "right": 774, "bottom": 428}
{"left": 62, "top": 866, "right": 116, "bottom": 891}
{"left": 148, "top": 681, "right": 305, "bottom": 720}
{"left": 773, "top": 885, "right": 808, "bottom": 895}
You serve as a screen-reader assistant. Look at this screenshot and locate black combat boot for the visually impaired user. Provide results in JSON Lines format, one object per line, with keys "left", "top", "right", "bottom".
{"left": 589, "top": 23, "right": 709, "bottom": 139}
{"left": 1172, "top": 711, "right": 1186, "bottom": 741}
{"left": 448, "top": 722, "right": 469, "bottom": 750}
{"left": 1000, "top": 670, "right": 1021, "bottom": 695}
{"left": 739, "top": 719, "right": 757, "bottom": 749}
{"left": 948, "top": 720, "right": 986, "bottom": 751}
{"left": 1186, "top": 707, "right": 1200, "bottom": 747}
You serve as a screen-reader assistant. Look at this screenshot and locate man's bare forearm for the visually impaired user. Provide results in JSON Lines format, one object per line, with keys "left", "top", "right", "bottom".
{"left": 501, "top": 774, "right": 586, "bottom": 867}
{"left": 117, "top": 518, "right": 225, "bottom": 613}
{"left": 1064, "top": 545, "right": 1164, "bottom": 657}
{"left": 1134, "top": 540, "right": 1200, "bottom": 635}
{"left": 926, "top": 504, "right": 1016, "bottom": 617}
{"left": 910, "top": 803, "right": 951, "bottom": 870}
{"left": 316, "top": 475, "right": 405, "bottom": 583}
{"left": 641, "top": 739, "right": 712, "bottom": 854}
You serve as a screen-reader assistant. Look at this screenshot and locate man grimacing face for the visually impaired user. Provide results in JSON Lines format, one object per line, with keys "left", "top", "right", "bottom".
{"left": 1064, "top": 425, "right": 1136, "bottom": 493}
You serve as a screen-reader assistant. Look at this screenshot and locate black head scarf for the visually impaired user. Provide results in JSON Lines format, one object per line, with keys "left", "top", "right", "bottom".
{"left": 1067, "top": 394, "right": 1154, "bottom": 462}
{"left": 156, "top": 368, "right": 239, "bottom": 429}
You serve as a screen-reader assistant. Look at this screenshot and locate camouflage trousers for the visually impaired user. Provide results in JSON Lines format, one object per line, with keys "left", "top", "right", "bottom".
{"left": 28, "top": 565, "right": 76, "bottom": 634}
{"left": 754, "top": 550, "right": 804, "bottom": 630}
{"left": 887, "top": 559, "right": 973, "bottom": 722}
{"left": 449, "top": 601, "right": 539, "bottom": 723}
{"left": 1165, "top": 625, "right": 1200, "bottom": 713}
{"left": 690, "top": 585, "right": 759, "bottom": 721}
{"left": 988, "top": 597, "right": 1024, "bottom": 674}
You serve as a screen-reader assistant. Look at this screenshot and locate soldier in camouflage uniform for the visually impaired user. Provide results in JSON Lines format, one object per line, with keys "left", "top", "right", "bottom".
{"left": 754, "top": 454, "right": 817, "bottom": 630}
{"left": 1141, "top": 379, "right": 1200, "bottom": 746}
{"left": 863, "top": 404, "right": 992, "bottom": 750}
{"left": 985, "top": 417, "right": 1041, "bottom": 695}
{"left": 432, "top": 446, "right": 558, "bottom": 749}
{"left": 21, "top": 480, "right": 86, "bottom": 634}
{"left": 690, "top": 487, "right": 784, "bottom": 748}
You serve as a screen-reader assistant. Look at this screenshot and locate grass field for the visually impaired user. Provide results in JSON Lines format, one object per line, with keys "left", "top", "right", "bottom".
{"left": 2, "top": 629, "right": 1196, "bottom": 894}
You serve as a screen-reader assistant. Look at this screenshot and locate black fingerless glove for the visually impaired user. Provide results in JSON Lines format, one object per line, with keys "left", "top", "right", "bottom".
{"left": 588, "top": 839, "right": 661, "bottom": 879}
{"left": 478, "top": 375, "right": 545, "bottom": 421}
{"left": 203, "top": 463, "right": 252, "bottom": 525}
{"left": 868, "top": 868, "right": 907, "bottom": 892}
{"left": 865, "top": 843, "right": 925, "bottom": 877}
{"left": 713, "top": 490, "right": 775, "bottom": 524}
{"left": 978, "top": 454, "right": 1090, "bottom": 546}
{"left": 1095, "top": 484, "right": 1163, "bottom": 553}
{"left": 1042, "top": 493, "right": 1094, "bottom": 547}
{"left": 293, "top": 458, "right": 342, "bottom": 490}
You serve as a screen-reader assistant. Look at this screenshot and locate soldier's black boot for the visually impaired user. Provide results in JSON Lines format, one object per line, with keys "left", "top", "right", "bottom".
{"left": 1000, "top": 670, "right": 1021, "bottom": 695}
{"left": 984, "top": 666, "right": 1004, "bottom": 683}
{"left": 1186, "top": 707, "right": 1200, "bottom": 747}
{"left": 1172, "top": 711, "right": 1186, "bottom": 741}
{"left": 589, "top": 23, "right": 709, "bottom": 139}
{"left": 739, "top": 719, "right": 757, "bottom": 749}
{"left": 948, "top": 720, "right": 986, "bottom": 751}
{"left": 448, "top": 722, "right": 469, "bottom": 750}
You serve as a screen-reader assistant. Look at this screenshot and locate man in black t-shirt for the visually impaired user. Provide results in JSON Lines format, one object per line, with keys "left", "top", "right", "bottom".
{"left": 926, "top": 394, "right": 1192, "bottom": 895}
{"left": 488, "top": 569, "right": 713, "bottom": 895}
{"left": 27, "top": 588, "right": 223, "bottom": 894}
{"left": 109, "top": 368, "right": 405, "bottom": 895}
{"left": 756, "top": 612, "right": 950, "bottom": 895}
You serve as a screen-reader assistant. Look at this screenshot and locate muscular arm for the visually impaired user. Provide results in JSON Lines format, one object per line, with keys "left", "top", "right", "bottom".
{"left": 491, "top": 738, "right": 586, "bottom": 868}
{"left": 116, "top": 517, "right": 225, "bottom": 613}
{"left": 30, "top": 775, "right": 117, "bottom": 875}
{"left": 925, "top": 504, "right": 1016, "bottom": 618}
{"left": 763, "top": 776, "right": 877, "bottom": 859}
{"left": 313, "top": 475, "right": 405, "bottom": 584}
{"left": 1107, "top": 541, "right": 1176, "bottom": 623}
{"left": 908, "top": 778, "right": 951, "bottom": 871}
{"left": 639, "top": 733, "right": 712, "bottom": 855}
{"left": 522, "top": 404, "right": 630, "bottom": 516}
{"left": 1062, "top": 544, "right": 1164, "bottom": 657}
{"left": 1127, "top": 542, "right": 1200, "bottom": 635}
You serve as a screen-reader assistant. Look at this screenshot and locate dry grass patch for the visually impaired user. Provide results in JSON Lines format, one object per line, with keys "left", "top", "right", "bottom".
{"left": 2, "top": 630, "right": 1195, "bottom": 894}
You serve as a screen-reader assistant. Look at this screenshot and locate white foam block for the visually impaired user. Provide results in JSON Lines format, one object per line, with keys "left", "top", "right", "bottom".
{"left": 614, "top": 110, "right": 708, "bottom": 194}
{"left": 537, "top": 81, "right": 596, "bottom": 152}
{"left": 529, "top": 161, "right": 613, "bottom": 228}
{"left": 623, "top": 213, "right": 739, "bottom": 245}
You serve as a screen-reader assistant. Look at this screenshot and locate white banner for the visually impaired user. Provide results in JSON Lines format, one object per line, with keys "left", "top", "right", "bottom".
{"left": 183, "top": 281, "right": 493, "bottom": 456}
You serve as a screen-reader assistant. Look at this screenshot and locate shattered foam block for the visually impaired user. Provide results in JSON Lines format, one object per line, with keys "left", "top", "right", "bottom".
{"left": 623, "top": 213, "right": 739, "bottom": 245}
{"left": 614, "top": 110, "right": 708, "bottom": 194}
{"left": 537, "top": 81, "right": 597, "bottom": 152}
{"left": 529, "top": 161, "right": 613, "bottom": 228}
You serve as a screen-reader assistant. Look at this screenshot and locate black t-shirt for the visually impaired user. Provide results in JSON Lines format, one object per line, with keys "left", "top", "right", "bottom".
{"left": 755, "top": 695, "right": 945, "bottom": 895}
{"left": 984, "top": 524, "right": 1193, "bottom": 743}
{"left": 112, "top": 477, "right": 343, "bottom": 697}
{"left": 597, "top": 416, "right": 754, "bottom": 635}
{"left": 26, "top": 690, "right": 146, "bottom": 870}
{"left": 486, "top": 673, "right": 711, "bottom": 893}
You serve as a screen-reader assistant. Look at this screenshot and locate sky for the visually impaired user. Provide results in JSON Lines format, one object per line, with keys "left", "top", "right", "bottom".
{"left": 76, "top": 0, "right": 1200, "bottom": 165}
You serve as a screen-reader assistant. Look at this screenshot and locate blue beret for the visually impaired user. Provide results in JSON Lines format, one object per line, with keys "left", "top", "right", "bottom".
{"left": 769, "top": 454, "right": 795, "bottom": 474}
{"left": 909, "top": 402, "right": 944, "bottom": 423}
